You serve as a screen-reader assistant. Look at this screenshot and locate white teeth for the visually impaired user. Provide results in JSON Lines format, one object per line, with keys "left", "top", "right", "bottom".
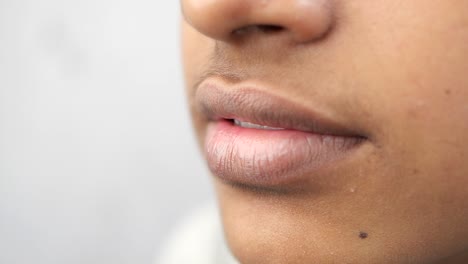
{"left": 233, "top": 119, "right": 285, "bottom": 130}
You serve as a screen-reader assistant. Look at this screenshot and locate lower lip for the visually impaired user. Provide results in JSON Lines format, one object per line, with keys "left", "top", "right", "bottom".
{"left": 205, "top": 120, "right": 363, "bottom": 187}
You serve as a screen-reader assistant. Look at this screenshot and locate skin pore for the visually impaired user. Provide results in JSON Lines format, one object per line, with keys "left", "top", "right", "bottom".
{"left": 181, "top": 0, "right": 468, "bottom": 263}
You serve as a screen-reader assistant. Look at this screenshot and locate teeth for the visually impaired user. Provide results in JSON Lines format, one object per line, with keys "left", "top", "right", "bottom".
{"left": 233, "top": 119, "right": 284, "bottom": 130}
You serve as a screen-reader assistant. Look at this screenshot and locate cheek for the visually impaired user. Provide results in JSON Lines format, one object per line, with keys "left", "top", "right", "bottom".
{"left": 352, "top": 0, "right": 468, "bottom": 257}
{"left": 345, "top": 0, "right": 468, "bottom": 167}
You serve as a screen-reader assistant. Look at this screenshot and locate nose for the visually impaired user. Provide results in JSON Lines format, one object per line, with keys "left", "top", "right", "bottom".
{"left": 181, "top": 0, "right": 334, "bottom": 43}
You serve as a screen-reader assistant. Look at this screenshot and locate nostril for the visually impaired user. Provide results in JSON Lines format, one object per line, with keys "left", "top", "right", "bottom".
{"left": 183, "top": 0, "right": 334, "bottom": 43}
{"left": 232, "top": 24, "right": 285, "bottom": 36}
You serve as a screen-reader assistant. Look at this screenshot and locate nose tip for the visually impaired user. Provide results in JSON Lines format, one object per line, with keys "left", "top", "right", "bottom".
{"left": 182, "top": 0, "right": 334, "bottom": 43}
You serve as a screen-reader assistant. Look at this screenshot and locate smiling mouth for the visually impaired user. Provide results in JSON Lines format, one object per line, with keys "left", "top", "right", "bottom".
{"left": 196, "top": 77, "right": 368, "bottom": 190}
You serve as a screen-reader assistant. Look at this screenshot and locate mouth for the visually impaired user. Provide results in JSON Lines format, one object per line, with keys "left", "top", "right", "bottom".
{"left": 232, "top": 119, "right": 285, "bottom": 130}
{"left": 196, "top": 78, "right": 368, "bottom": 189}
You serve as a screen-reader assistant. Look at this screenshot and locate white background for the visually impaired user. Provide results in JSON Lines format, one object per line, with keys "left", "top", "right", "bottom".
{"left": 0, "top": 1, "right": 214, "bottom": 263}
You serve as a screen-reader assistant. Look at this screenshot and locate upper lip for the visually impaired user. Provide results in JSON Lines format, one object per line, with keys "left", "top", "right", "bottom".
{"left": 196, "top": 77, "right": 365, "bottom": 137}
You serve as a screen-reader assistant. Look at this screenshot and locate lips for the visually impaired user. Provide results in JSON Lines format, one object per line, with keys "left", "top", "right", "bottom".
{"left": 196, "top": 78, "right": 366, "bottom": 189}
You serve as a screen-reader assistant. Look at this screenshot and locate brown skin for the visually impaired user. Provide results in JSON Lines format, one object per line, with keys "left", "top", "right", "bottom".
{"left": 181, "top": 0, "right": 468, "bottom": 263}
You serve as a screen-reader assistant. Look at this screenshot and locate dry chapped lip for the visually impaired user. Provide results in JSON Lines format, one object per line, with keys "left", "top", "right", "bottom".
{"left": 197, "top": 78, "right": 366, "bottom": 188}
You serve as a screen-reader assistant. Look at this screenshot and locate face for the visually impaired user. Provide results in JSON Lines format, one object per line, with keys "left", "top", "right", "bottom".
{"left": 180, "top": 1, "right": 468, "bottom": 263}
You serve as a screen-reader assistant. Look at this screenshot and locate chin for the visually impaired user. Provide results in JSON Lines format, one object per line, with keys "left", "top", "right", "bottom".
{"left": 214, "top": 181, "right": 360, "bottom": 264}
{"left": 214, "top": 180, "right": 468, "bottom": 264}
